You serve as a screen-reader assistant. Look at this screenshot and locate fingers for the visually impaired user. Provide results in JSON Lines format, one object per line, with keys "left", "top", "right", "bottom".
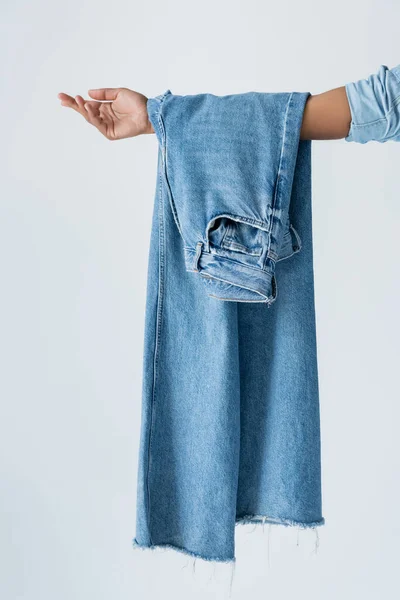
{"left": 58, "top": 93, "right": 80, "bottom": 110}
{"left": 82, "top": 101, "right": 108, "bottom": 137}
{"left": 58, "top": 93, "right": 89, "bottom": 121}
{"left": 87, "top": 88, "right": 121, "bottom": 101}
{"left": 75, "top": 94, "right": 91, "bottom": 117}
{"left": 58, "top": 93, "right": 108, "bottom": 137}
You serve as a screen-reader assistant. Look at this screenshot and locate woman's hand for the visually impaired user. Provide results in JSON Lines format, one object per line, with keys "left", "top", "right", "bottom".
{"left": 57, "top": 88, "right": 155, "bottom": 140}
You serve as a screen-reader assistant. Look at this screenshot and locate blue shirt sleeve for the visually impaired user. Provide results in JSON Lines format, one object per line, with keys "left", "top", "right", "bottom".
{"left": 344, "top": 64, "right": 400, "bottom": 143}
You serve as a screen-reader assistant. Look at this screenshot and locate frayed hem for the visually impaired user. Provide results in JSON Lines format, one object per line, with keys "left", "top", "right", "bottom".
{"left": 132, "top": 537, "right": 236, "bottom": 564}
{"left": 235, "top": 514, "right": 325, "bottom": 529}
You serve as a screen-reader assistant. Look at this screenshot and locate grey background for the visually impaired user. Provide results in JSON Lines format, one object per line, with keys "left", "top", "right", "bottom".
{"left": 1, "top": 1, "right": 399, "bottom": 598}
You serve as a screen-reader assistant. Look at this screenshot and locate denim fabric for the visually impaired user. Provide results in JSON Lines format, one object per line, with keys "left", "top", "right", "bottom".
{"left": 132, "top": 88, "right": 325, "bottom": 564}
{"left": 345, "top": 63, "right": 400, "bottom": 143}
{"left": 144, "top": 90, "right": 309, "bottom": 305}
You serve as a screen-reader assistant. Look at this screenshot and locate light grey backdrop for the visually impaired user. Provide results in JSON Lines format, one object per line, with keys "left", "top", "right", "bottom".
{"left": 1, "top": 1, "right": 399, "bottom": 598}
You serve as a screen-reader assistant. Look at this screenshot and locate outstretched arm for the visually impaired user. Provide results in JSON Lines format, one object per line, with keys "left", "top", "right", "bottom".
{"left": 58, "top": 87, "right": 352, "bottom": 141}
{"left": 58, "top": 64, "right": 400, "bottom": 143}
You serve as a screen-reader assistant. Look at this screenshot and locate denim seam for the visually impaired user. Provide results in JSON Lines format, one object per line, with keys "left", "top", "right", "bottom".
{"left": 161, "top": 127, "right": 187, "bottom": 241}
{"left": 263, "top": 92, "right": 293, "bottom": 268}
{"left": 201, "top": 271, "right": 277, "bottom": 305}
{"left": 271, "top": 92, "right": 292, "bottom": 213}
{"left": 151, "top": 92, "right": 187, "bottom": 242}
{"left": 206, "top": 212, "right": 271, "bottom": 232}
{"left": 200, "top": 271, "right": 273, "bottom": 302}
{"left": 196, "top": 247, "right": 275, "bottom": 274}
{"left": 146, "top": 154, "right": 166, "bottom": 547}
{"left": 207, "top": 294, "right": 274, "bottom": 305}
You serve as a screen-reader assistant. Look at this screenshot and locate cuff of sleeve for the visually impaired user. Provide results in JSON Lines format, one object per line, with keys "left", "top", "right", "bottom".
{"left": 344, "top": 64, "right": 400, "bottom": 144}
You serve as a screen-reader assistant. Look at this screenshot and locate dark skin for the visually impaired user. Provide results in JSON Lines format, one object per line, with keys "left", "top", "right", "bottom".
{"left": 57, "top": 85, "right": 352, "bottom": 141}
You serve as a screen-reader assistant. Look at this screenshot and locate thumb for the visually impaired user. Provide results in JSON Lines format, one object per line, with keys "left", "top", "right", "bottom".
{"left": 87, "top": 88, "right": 121, "bottom": 101}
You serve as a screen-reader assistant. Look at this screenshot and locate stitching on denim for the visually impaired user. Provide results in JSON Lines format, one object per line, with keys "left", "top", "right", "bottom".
{"left": 200, "top": 272, "right": 266, "bottom": 297}
{"left": 146, "top": 154, "right": 166, "bottom": 547}
{"left": 155, "top": 95, "right": 186, "bottom": 242}
{"left": 205, "top": 214, "right": 271, "bottom": 254}
{"left": 264, "top": 92, "right": 293, "bottom": 268}
{"left": 200, "top": 271, "right": 275, "bottom": 303}
{"left": 199, "top": 247, "right": 274, "bottom": 274}
{"left": 207, "top": 294, "right": 270, "bottom": 303}
{"left": 271, "top": 92, "right": 292, "bottom": 214}
{"left": 206, "top": 213, "right": 270, "bottom": 231}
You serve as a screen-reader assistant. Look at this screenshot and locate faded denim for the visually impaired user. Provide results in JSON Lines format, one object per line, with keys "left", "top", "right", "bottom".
{"left": 132, "top": 63, "right": 400, "bottom": 567}
{"left": 133, "top": 88, "right": 324, "bottom": 565}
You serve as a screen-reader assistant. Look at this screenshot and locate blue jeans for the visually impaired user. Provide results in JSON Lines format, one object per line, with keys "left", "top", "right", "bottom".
{"left": 133, "top": 88, "right": 324, "bottom": 564}
{"left": 132, "top": 62, "right": 400, "bottom": 567}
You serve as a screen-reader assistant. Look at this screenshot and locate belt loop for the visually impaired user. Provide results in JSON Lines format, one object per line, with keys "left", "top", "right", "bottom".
{"left": 193, "top": 242, "right": 203, "bottom": 272}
